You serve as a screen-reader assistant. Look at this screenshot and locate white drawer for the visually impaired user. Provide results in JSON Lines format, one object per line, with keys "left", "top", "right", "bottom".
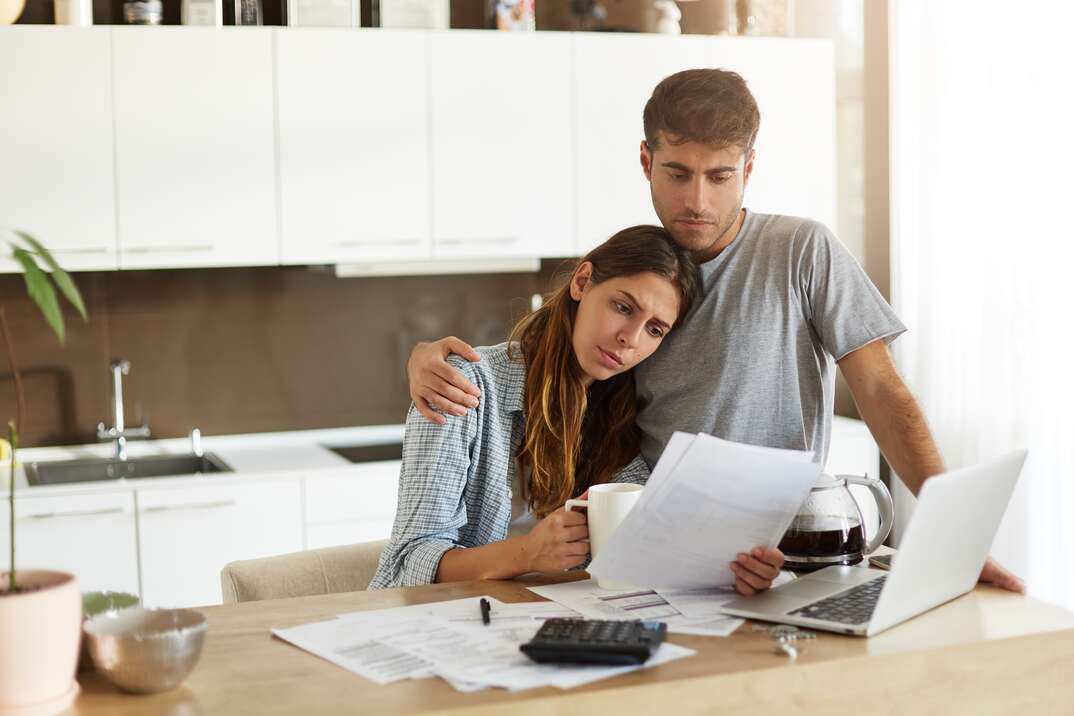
{"left": 304, "top": 462, "right": 400, "bottom": 525}
{"left": 1, "top": 491, "right": 139, "bottom": 596}
{"left": 136, "top": 479, "right": 303, "bottom": 607}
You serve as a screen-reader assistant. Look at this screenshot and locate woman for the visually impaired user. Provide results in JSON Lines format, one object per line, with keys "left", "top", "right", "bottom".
{"left": 369, "top": 225, "right": 700, "bottom": 588}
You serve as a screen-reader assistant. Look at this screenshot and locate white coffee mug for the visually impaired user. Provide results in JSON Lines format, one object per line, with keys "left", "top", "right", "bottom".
{"left": 566, "top": 483, "right": 642, "bottom": 590}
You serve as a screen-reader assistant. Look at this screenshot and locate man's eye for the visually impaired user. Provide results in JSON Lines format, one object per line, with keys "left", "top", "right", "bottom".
{"left": 669, "top": 173, "right": 688, "bottom": 181}
{"left": 710, "top": 175, "right": 730, "bottom": 184}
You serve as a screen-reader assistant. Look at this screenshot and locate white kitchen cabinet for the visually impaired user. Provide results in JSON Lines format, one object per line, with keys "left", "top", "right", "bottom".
{"left": 573, "top": 34, "right": 837, "bottom": 253}
{"left": 429, "top": 31, "right": 575, "bottom": 259}
{"left": 276, "top": 29, "right": 431, "bottom": 265}
{"left": 136, "top": 479, "right": 302, "bottom": 607}
{"left": 0, "top": 492, "right": 139, "bottom": 596}
{"left": 303, "top": 462, "right": 399, "bottom": 549}
{"left": 111, "top": 27, "right": 278, "bottom": 269}
{"left": 0, "top": 27, "right": 118, "bottom": 272}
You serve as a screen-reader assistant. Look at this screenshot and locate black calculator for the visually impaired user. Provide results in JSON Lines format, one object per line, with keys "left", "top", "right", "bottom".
{"left": 519, "top": 618, "right": 667, "bottom": 666}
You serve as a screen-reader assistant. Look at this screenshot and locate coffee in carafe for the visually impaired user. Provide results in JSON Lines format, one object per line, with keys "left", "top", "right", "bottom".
{"left": 779, "top": 516, "right": 867, "bottom": 570}
{"left": 777, "top": 474, "right": 893, "bottom": 572}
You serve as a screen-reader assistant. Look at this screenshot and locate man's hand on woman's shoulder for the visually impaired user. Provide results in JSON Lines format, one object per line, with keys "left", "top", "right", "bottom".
{"left": 407, "top": 337, "right": 483, "bottom": 424}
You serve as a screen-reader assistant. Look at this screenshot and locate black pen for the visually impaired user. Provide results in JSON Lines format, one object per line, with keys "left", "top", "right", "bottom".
{"left": 479, "top": 597, "right": 491, "bottom": 626}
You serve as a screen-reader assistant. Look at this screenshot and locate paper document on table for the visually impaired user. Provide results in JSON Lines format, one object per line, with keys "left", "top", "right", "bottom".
{"left": 528, "top": 579, "right": 744, "bottom": 637}
{"left": 336, "top": 596, "right": 514, "bottom": 623}
{"left": 276, "top": 597, "right": 518, "bottom": 688}
{"left": 395, "top": 610, "right": 694, "bottom": 691}
{"left": 275, "top": 595, "right": 695, "bottom": 692}
{"left": 272, "top": 617, "right": 437, "bottom": 685}
{"left": 589, "top": 432, "right": 820, "bottom": 590}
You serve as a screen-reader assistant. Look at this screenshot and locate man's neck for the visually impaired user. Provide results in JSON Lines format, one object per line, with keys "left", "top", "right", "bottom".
{"left": 692, "top": 208, "right": 746, "bottom": 264}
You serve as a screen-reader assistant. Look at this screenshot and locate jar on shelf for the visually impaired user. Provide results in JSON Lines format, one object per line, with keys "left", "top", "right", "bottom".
{"left": 54, "top": 0, "right": 92, "bottom": 25}
{"left": 124, "top": 0, "right": 162, "bottom": 24}
{"left": 488, "top": 0, "right": 535, "bottom": 31}
{"left": 736, "top": 0, "right": 791, "bottom": 36}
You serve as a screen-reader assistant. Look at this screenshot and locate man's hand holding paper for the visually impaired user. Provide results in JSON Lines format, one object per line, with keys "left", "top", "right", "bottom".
{"left": 588, "top": 433, "right": 821, "bottom": 591}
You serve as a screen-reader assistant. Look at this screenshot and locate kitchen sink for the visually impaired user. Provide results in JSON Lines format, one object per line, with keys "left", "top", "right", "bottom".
{"left": 25, "top": 453, "right": 232, "bottom": 486}
{"left": 324, "top": 442, "right": 403, "bottom": 464}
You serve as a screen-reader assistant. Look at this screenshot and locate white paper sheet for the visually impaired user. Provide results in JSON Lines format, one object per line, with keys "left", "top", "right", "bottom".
{"left": 528, "top": 579, "right": 744, "bottom": 638}
{"left": 272, "top": 617, "right": 436, "bottom": 685}
{"left": 657, "top": 586, "right": 740, "bottom": 619}
{"left": 588, "top": 433, "right": 821, "bottom": 590}
{"left": 336, "top": 595, "right": 511, "bottom": 624}
{"left": 274, "top": 596, "right": 694, "bottom": 692}
{"left": 408, "top": 614, "right": 693, "bottom": 691}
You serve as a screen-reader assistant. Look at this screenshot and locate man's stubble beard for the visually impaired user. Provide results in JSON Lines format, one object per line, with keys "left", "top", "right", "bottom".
{"left": 655, "top": 190, "right": 745, "bottom": 263}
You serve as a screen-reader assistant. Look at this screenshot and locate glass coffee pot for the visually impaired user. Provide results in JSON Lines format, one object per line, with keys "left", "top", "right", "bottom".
{"left": 778, "top": 474, "right": 893, "bottom": 572}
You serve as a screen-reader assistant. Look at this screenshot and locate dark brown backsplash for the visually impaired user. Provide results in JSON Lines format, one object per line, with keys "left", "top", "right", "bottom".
{"left": 0, "top": 262, "right": 567, "bottom": 448}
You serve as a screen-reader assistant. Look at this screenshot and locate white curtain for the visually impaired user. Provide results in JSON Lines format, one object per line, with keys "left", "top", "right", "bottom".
{"left": 889, "top": 1, "right": 1074, "bottom": 610}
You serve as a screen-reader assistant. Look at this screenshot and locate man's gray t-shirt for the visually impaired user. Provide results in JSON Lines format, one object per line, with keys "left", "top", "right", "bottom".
{"left": 635, "top": 210, "right": 906, "bottom": 468}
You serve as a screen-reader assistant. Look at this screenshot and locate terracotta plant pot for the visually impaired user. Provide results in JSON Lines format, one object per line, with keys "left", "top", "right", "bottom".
{"left": 0, "top": 571, "right": 82, "bottom": 716}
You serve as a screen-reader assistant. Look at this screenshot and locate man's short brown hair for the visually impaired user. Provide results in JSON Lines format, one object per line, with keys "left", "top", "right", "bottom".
{"left": 643, "top": 68, "right": 760, "bottom": 155}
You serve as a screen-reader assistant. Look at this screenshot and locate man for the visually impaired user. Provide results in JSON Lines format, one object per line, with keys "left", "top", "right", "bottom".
{"left": 407, "top": 69, "right": 1024, "bottom": 596}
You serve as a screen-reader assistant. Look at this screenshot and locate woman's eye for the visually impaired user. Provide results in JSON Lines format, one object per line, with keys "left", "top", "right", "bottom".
{"left": 614, "top": 301, "right": 631, "bottom": 315}
{"left": 647, "top": 326, "right": 665, "bottom": 338}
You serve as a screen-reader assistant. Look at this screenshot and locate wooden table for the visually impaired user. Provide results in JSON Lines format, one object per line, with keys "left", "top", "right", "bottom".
{"left": 66, "top": 573, "right": 1074, "bottom": 715}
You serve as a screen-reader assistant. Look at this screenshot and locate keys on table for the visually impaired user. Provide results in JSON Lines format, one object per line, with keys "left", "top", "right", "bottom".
{"left": 752, "top": 624, "right": 817, "bottom": 661}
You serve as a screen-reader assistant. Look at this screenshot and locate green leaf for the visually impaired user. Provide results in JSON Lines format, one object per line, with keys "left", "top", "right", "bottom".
{"left": 12, "top": 248, "right": 65, "bottom": 344}
{"left": 14, "top": 231, "right": 88, "bottom": 321}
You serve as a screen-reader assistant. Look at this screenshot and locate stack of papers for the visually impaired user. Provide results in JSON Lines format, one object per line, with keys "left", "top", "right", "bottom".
{"left": 272, "top": 596, "right": 696, "bottom": 692}
{"left": 588, "top": 432, "right": 821, "bottom": 590}
{"left": 528, "top": 579, "right": 734, "bottom": 637}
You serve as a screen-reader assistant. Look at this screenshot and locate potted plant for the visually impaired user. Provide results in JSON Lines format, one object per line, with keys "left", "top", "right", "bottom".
{"left": 0, "top": 229, "right": 88, "bottom": 715}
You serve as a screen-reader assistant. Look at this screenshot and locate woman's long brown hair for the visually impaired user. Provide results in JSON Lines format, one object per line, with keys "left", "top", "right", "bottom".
{"left": 509, "top": 225, "right": 700, "bottom": 517}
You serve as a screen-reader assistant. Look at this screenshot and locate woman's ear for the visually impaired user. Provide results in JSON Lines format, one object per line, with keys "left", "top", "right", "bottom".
{"left": 569, "top": 262, "right": 594, "bottom": 301}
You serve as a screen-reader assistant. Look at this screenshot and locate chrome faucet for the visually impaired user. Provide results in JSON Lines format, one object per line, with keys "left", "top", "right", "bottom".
{"left": 97, "top": 359, "right": 151, "bottom": 460}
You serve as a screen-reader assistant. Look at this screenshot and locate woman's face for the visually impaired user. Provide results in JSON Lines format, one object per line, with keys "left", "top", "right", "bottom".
{"left": 569, "top": 263, "right": 682, "bottom": 384}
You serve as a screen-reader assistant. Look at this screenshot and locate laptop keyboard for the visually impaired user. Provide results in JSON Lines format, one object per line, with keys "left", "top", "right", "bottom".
{"left": 789, "top": 575, "right": 888, "bottom": 625}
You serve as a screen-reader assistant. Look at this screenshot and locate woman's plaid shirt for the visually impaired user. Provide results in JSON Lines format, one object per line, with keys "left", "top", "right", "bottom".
{"left": 369, "top": 342, "right": 650, "bottom": 589}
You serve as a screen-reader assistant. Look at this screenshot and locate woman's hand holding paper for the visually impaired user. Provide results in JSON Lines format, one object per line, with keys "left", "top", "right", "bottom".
{"left": 729, "top": 547, "right": 786, "bottom": 596}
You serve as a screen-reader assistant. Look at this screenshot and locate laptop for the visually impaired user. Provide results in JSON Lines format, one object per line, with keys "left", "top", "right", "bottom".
{"left": 720, "top": 449, "right": 1027, "bottom": 637}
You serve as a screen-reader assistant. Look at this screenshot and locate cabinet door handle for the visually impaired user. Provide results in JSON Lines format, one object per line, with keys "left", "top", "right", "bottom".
{"left": 142, "top": 499, "right": 237, "bottom": 514}
{"left": 332, "top": 239, "right": 423, "bottom": 248}
{"left": 50, "top": 247, "right": 112, "bottom": 255}
{"left": 20, "top": 506, "right": 125, "bottom": 521}
{"left": 438, "top": 236, "right": 519, "bottom": 246}
{"left": 124, "top": 245, "right": 213, "bottom": 254}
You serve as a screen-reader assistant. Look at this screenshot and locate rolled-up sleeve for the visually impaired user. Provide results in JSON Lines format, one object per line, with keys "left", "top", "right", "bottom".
{"left": 368, "top": 393, "right": 479, "bottom": 589}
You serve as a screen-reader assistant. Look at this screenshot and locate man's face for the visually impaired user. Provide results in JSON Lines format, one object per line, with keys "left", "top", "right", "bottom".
{"left": 640, "top": 132, "right": 754, "bottom": 262}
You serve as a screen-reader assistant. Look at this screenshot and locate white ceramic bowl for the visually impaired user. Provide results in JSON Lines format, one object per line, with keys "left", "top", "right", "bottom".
{"left": 82, "top": 607, "right": 207, "bottom": 694}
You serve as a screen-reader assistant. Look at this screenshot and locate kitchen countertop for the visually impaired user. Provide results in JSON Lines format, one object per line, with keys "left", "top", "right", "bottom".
{"left": 5, "top": 424, "right": 406, "bottom": 496}
{"left": 8, "top": 416, "right": 873, "bottom": 497}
